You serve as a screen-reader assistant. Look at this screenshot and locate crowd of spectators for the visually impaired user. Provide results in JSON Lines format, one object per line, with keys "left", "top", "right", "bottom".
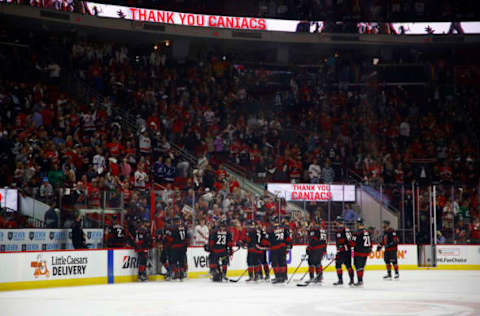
{"left": 0, "top": 26, "right": 479, "bottom": 244}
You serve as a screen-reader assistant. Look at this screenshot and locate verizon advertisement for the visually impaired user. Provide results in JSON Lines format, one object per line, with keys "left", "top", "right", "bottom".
{"left": 436, "top": 245, "right": 480, "bottom": 266}
{"left": 187, "top": 244, "right": 416, "bottom": 276}
{"left": 267, "top": 183, "right": 355, "bottom": 202}
{"left": 0, "top": 250, "right": 107, "bottom": 283}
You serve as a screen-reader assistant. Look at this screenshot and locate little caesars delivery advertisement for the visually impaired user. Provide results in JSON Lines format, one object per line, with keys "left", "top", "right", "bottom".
{"left": 0, "top": 250, "right": 107, "bottom": 284}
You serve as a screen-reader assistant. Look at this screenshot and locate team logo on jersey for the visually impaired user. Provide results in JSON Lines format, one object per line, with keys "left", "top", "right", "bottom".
{"left": 31, "top": 254, "right": 50, "bottom": 279}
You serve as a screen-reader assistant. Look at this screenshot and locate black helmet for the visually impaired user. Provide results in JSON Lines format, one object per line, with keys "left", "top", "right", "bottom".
{"left": 271, "top": 216, "right": 280, "bottom": 225}
{"left": 336, "top": 216, "right": 344, "bottom": 223}
{"left": 356, "top": 217, "right": 363, "bottom": 224}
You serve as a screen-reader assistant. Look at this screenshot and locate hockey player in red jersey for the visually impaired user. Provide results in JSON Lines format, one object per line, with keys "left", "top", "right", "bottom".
{"left": 263, "top": 216, "right": 291, "bottom": 284}
{"left": 306, "top": 216, "right": 327, "bottom": 283}
{"left": 333, "top": 216, "right": 354, "bottom": 286}
{"left": 377, "top": 220, "right": 400, "bottom": 279}
{"left": 241, "top": 220, "right": 264, "bottom": 281}
{"left": 352, "top": 218, "right": 372, "bottom": 286}
{"left": 134, "top": 219, "right": 152, "bottom": 282}
{"left": 165, "top": 216, "right": 188, "bottom": 281}
{"left": 206, "top": 221, "right": 233, "bottom": 282}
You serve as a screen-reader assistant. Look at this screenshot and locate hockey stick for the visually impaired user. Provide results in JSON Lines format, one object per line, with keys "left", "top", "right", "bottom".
{"left": 287, "top": 256, "right": 307, "bottom": 284}
{"left": 297, "top": 255, "right": 337, "bottom": 287}
{"left": 228, "top": 268, "right": 249, "bottom": 283}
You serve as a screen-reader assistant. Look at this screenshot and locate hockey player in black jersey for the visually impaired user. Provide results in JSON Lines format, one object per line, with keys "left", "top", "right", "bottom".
{"left": 107, "top": 215, "right": 126, "bottom": 248}
{"left": 333, "top": 216, "right": 354, "bottom": 286}
{"left": 263, "top": 216, "right": 291, "bottom": 284}
{"left": 156, "top": 227, "right": 172, "bottom": 280}
{"left": 165, "top": 216, "right": 188, "bottom": 281}
{"left": 352, "top": 218, "right": 372, "bottom": 286}
{"left": 306, "top": 216, "right": 327, "bottom": 283}
{"left": 135, "top": 219, "right": 152, "bottom": 282}
{"left": 241, "top": 220, "right": 264, "bottom": 281}
{"left": 377, "top": 220, "right": 400, "bottom": 279}
{"left": 207, "top": 221, "right": 233, "bottom": 282}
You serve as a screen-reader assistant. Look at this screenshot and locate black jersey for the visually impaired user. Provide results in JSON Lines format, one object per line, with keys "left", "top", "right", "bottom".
{"left": 165, "top": 225, "right": 188, "bottom": 249}
{"left": 353, "top": 229, "right": 372, "bottom": 257}
{"left": 208, "top": 229, "right": 233, "bottom": 254}
{"left": 308, "top": 225, "right": 327, "bottom": 251}
{"left": 335, "top": 227, "right": 353, "bottom": 252}
{"left": 265, "top": 225, "right": 291, "bottom": 250}
{"left": 108, "top": 223, "right": 126, "bottom": 246}
{"left": 380, "top": 228, "right": 399, "bottom": 252}
{"left": 135, "top": 226, "right": 152, "bottom": 250}
{"left": 244, "top": 228, "right": 264, "bottom": 253}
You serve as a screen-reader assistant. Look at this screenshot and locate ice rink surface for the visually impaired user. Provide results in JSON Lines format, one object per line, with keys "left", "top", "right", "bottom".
{"left": 1, "top": 270, "right": 480, "bottom": 316}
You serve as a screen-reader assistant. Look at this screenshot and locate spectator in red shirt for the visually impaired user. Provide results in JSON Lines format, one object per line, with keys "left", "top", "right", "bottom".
{"left": 470, "top": 217, "right": 480, "bottom": 244}
{"left": 228, "top": 175, "right": 240, "bottom": 193}
{"left": 216, "top": 164, "right": 227, "bottom": 181}
{"left": 107, "top": 137, "right": 123, "bottom": 157}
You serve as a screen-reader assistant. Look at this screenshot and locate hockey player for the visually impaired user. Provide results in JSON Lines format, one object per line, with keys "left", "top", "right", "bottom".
{"left": 156, "top": 226, "right": 172, "bottom": 280}
{"left": 306, "top": 216, "right": 327, "bottom": 283}
{"left": 263, "top": 216, "right": 291, "bottom": 284}
{"left": 207, "top": 221, "right": 233, "bottom": 282}
{"left": 135, "top": 219, "right": 152, "bottom": 282}
{"left": 333, "top": 216, "right": 354, "bottom": 286}
{"left": 165, "top": 216, "right": 188, "bottom": 281}
{"left": 352, "top": 218, "right": 372, "bottom": 286}
{"left": 259, "top": 221, "right": 270, "bottom": 281}
{"left": 377, "top": 220, "right": 400, "bottom": 279}
{"left": 107, "top": 215, "right": 126, "bottom": 248}
{"left": 241, "top": 220, "right": 264, "bottom": 281}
